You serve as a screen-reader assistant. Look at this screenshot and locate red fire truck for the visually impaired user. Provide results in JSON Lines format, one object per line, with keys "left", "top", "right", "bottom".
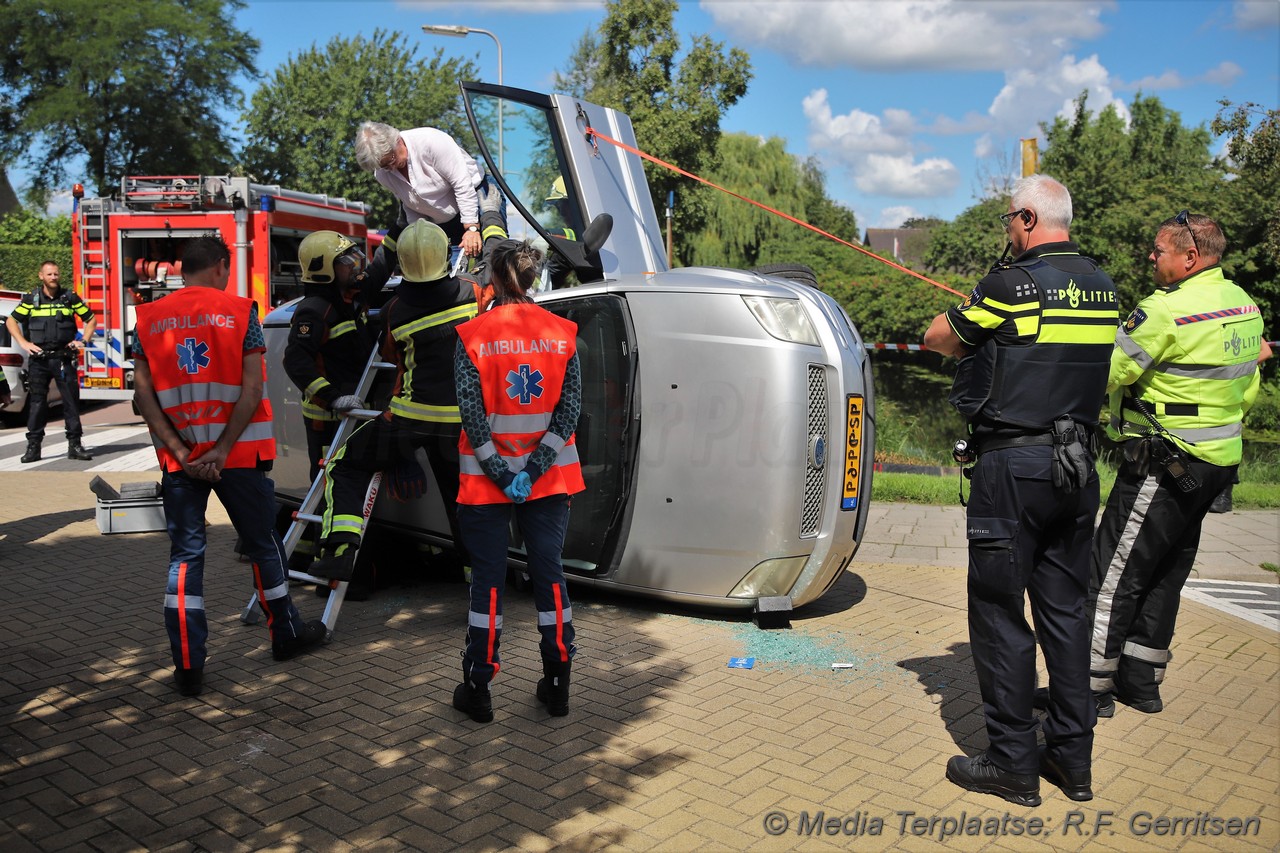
{"left": 72, "top": 175, "right": 372, "bottom": 399}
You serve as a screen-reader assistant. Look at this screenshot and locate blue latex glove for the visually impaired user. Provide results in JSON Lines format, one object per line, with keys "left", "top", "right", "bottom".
{"left": 386, "top": 459, "right": 427, "bottom": 503}
{"left": 502, "top": 471, "right": 532, "bottom": 503}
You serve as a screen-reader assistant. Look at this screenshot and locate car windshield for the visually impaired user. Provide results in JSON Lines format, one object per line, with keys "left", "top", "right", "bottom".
{"left": 465, "top": 91, "right": 588, "bottom": 264}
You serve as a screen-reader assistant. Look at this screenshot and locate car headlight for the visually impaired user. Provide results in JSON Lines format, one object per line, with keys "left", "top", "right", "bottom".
{"left": 743, "top": 296, "right": 820, "bottom": 346}
{"left": 729, "top": 555, "right": 809, "bottom": 599}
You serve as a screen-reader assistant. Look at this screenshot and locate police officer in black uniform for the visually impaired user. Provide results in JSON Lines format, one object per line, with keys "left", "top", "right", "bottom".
{"left": 924, "top": 175, "right": 1117, "bottom": 806}
{"left": 5, "top": 261, "right": 96, "bottom": 463}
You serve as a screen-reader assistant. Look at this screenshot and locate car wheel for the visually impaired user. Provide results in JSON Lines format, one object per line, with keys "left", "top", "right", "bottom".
{"left": 751, "top": 262, "right": 819, "bottom": 289}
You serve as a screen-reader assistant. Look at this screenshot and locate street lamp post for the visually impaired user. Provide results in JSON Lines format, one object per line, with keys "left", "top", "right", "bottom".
{"left": 422, "top": 24, "right": 503, "bottom": 177}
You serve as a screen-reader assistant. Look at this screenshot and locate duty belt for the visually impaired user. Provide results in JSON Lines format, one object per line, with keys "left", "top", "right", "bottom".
{"left": 30, "top": 347, "right": 74, "bottom": 360}
{"left": 974, "top": 432, "right": 1054, "bottom": 455}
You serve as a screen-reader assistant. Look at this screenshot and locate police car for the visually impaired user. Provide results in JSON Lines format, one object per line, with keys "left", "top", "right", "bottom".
{"left": 263, "top": 83, "right": 876, "bottom": 614}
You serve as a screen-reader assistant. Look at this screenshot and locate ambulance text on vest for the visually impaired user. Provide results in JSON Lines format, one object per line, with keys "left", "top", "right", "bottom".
{"left": 475, "top": 338, "right": 568, "bottom": 358}
{"left": 150, "top": 314, "right": 238, "bottom": 335}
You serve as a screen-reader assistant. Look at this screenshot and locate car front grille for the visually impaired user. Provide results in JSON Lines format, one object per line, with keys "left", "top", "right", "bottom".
{"left": 801, "top": 364, "right": 828, "bottom": 537}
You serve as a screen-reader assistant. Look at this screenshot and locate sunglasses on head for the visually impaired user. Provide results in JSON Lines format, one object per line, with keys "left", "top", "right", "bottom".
{"left": 1174, "top": 210, "right": 1200, "bottom": 255}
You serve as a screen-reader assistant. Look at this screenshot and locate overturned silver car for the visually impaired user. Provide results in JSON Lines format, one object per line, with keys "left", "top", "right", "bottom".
{"left": 263, "top": 83, "right": 875, "bottom": 613}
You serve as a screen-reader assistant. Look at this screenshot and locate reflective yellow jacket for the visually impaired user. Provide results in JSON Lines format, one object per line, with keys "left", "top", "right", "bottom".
{"left": 1107, "top": 266, "right": 1263, "bottom": 466}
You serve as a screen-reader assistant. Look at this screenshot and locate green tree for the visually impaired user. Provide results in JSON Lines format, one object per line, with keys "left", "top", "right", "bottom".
{"left": 684, "top": 132, "right": 954, "bottom": 343}
{"left": 927, "top": 93, "right": 1226, "bottom": 314}
{"left": 684, "top": 134, "right": 832, "bottom": 269}
{"left": 1039, "top": 92, "right": 1221, "bottom": 310}
{"left": 1211, "top": 100, "right": 1278, "bottom": 333}
{"left": 554, "top": 0, "right": 752, "bottom": 264}
{"left": 0, "top": 209, "right": 72, "bottom": 246}
{"left": 923, "top": 195, "right": 1010, "bottom": 278}
{"left": 0, "top": 0, "right": 257, "bottom": 196}
{"left": 240, "top": 30, "right": 476, "bottom": 230}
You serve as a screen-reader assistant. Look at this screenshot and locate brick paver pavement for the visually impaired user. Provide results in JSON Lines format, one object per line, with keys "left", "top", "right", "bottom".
{"left": 2, "top": 471, "right": 1277, "bottom": 851}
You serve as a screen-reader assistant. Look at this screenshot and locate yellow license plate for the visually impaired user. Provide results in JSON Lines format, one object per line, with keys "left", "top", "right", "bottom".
{"left": 842, "top": 395, "right": 863, "bottom": 510}
{"left": 86, "top": 377, "right": 120, "bottom": 388}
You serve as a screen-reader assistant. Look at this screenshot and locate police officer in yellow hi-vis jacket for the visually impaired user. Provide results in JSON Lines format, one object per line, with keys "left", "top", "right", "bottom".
{"left": 1087, "top": 212, "right": 1262, "bottom": 719}
{"left": 925, "top": 174, "right": 1117, "bottom": 807}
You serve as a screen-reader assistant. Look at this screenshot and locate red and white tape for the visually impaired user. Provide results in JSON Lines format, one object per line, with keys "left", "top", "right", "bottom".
{"left": 867, "top": 343, "right": 930, "bottom": 351}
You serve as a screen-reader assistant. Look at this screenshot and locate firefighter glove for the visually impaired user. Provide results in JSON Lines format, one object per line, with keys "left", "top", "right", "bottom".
{"left": 331, "top": 395, "right": 364, "bottom": 414}
{"left": 386, "top": 460, "right": 427, "bottom": 503}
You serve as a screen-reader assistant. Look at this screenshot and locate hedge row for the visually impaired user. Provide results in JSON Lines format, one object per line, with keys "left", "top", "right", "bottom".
{"left": 0, "top": 245, "right": 74, "bottom": 293}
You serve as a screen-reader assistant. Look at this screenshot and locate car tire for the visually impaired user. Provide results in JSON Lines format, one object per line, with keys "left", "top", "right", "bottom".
{"left": 751, "top": 262, "right": 819, "bottom": 289}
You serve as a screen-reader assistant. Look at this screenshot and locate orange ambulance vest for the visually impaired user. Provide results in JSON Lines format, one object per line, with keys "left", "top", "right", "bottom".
{"left": 135, "top": 287, "right": 275, "bottom": 472}
{"left": 456, "top": 302, "right": 585, "bottom": 504}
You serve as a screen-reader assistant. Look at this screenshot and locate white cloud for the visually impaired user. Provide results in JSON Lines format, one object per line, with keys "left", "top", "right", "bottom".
{"left": 856, "top": 153, "right": 961, "bottom": 197}
{"left": 1232, "top": 0, "right": 1280, "bottom": 30}
{"left": 973, "top": 134, "right": 999, "bottom": 159}
{"left": 1118, "top": 61, "right": 1244, "bottom": 91}
{"left": 45, "top": 190, "right": 74, "bottom": 217}
{"left": 986, "top": 53, "right": 1129, "bottom": 140}
{"left": 1203, "top": 60, "right": 1246, "bottom": 85}
{"left": 703, "top": 0, "right": 1111, "bottom": 71}
{"left": 1122, "top": 70, "right": 1189, "bottom": 91}
{"left": 802, "top": 90, "right": 960, "bottom": 199}
{"left": 802, "top": 89, "right": 909, "bottom": 156}
{"left": 875, "top": 205, "right": 922, "bottom": 228}
{"left": 405, "top": 0, "right": 600, "bottom": 12}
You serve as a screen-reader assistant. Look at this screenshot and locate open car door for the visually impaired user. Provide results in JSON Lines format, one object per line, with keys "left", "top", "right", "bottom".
{"left": 459, "top": 82, "right": 667, "bottom": 283}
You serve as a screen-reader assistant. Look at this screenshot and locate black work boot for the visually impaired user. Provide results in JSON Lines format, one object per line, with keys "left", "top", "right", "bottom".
{"left": 311, "top": 543, "right": 357, "bottom": 581}
{"left": 946, "top": 753, "right": 1041, "bottom": 807}
{"left": 20, "top": 439, "right": 41, "bottom": 463}
{"left": 66, "top": 439, "right": 93, "bottom": 461}
{"left": 452, "top": 680, "right": 494, "bottom": 723}
{"left": 271, "top": 619, "right": 328, "bottom": 662}
{"left": 174, "top": 667, "right": 204, "bottom": 697}
{"left": 581, "top": 212, "right": 614, "bottom": 254}
{"left": 536, "top": 660, "right": 571, "bottom": 717}
{"left": 1208, "top": 484, "right": 1233, "bottom": 513}
{"left": 1115, "top": 690, "right": 1162, "bottom": 714}
{"left": 1038, "top": 748, "right": 1093, "bottom": 801}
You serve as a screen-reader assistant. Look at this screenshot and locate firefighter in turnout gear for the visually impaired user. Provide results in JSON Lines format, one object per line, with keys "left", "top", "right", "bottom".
{"left": 1087, "top": 212, "right": 1262, "bottom": 718}
{"left": 130, "top": 236, "right": 325, "bottom": 697}
{"left": 925, "top": 175, "right": 1117, "bottom": 806}
{"left": 451, "top": 239, "right": 585, "bottom": 724}
{"left": 6, "top": 261, "right": 96, "bottom": 462}
{"left": 311, "top": 220, "right": 480, "bottom": 584}
{"left": 283, "top": 229, "right": 396, "bottom": 585}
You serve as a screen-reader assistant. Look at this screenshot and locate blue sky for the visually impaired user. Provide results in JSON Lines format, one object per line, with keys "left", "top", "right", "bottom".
{"left": 19, "top": 0, "right": 1280, "bottom": 230}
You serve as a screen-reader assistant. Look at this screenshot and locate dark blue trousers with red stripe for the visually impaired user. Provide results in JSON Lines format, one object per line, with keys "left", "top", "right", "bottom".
{"left": 458, "top": 495, "right": 575, "bottom": 687}
{"left": 161, "top": 468, "right": 309, "bottom": 671}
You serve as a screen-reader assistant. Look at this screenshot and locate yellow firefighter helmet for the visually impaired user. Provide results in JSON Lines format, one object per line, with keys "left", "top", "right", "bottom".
{"left": 299, "top": 230, "right": 362, "bottom": 285}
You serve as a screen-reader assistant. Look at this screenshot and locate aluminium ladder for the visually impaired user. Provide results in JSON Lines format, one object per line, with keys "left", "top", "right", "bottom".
{"left": 240, "top": 343, "right": 396, "bottom": 635}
